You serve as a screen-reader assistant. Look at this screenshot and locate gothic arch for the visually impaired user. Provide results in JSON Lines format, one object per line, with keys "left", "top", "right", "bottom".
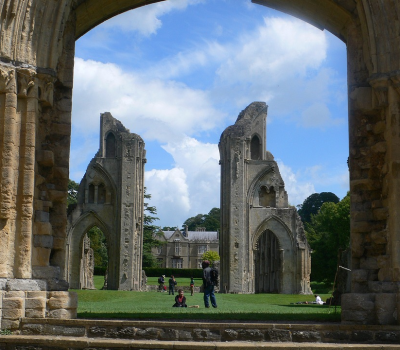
{"left": 251, "top": 216, "right": 295, "bottom": 294}
{"left": 247, "top": 166, "right": 277, "bottom": 207}
{"left": 67, "top": 211, "right": 118, "bottom": 289}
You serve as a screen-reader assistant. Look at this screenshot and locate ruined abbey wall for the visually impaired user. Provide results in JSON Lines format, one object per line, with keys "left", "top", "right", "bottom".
{"left": 0, "top": 0, "right": 400, "bottom": 327}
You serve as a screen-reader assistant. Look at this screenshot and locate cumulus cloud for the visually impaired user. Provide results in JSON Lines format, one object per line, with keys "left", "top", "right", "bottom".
{"left": 102, "top": 0, "right": 205, "bottom": 36}
{"left": 145, "top": 137, "right": 220, "bottom": 225}
{"left": 72, "top": 58, "right": 225, "bottom": 143}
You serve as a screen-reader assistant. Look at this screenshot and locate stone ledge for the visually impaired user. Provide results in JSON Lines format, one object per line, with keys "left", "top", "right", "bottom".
{"left": 1, "top": 336, "right": 400, "bottom": 349}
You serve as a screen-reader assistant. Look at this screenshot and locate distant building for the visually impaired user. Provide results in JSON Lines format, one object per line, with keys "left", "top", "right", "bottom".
{"left": 153, "top": 227, "right": 219, "bottom": 269}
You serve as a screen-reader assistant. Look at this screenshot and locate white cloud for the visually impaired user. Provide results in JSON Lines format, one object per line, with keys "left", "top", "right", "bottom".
{"left": 102, "top": 0, "right": 205, "bottom": 36}
{"left": 72, "top": 58, "right": 225, "bottom": 143}
{"left": 300, "top": 102, "right": 344, "bottom": 128}
{"left": 277, "top": 160, "right": 315, "bottom": 206}
{"left": 145, "top": 137, "right": 220, "bottom": 226}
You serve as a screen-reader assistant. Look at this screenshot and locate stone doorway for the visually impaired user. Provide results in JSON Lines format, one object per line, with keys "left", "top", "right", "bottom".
{"left": 254, "top": 229, "right": 282, "bottom": 293}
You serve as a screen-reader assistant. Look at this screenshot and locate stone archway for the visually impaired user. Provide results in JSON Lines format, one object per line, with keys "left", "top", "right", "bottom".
{"left": 0, "top": 0, "right": 400, "bottom": 326}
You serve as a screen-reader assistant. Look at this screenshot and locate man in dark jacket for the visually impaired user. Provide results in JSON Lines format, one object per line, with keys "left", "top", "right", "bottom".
{"left": 202, "top": 260, "right": 217, "bottom": 308}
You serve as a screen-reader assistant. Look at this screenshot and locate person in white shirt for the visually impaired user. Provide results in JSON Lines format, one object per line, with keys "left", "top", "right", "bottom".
{"left": 314, "top": 294, "right": 324, "bottom": 305}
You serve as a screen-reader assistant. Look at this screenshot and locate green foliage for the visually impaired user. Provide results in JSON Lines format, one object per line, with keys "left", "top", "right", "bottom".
{"left": 201, "top": 251, "right": 220, "bottom": 265}
{"left": 87, "top": 226, "right": 108, "bottom": 269}
{"left": 297, "top": 192, "right": 339, "bottom": 224}
{"left": 306, "top": 192, "right": 350, "bottom": 283}
{"left": 142, "top": 189, "right": 163, "bottom": 268}
{"left": 94, "top": 266, "right": 107, "bottom": 276}
{"left": 0, "top": 329, "right": 12, "bottom": 335}
{"left": 68, "top": 179, "right": 79, "bottom": 206}
{"left": 183, "top": 208, "right": 220, "bottom": 231}
{"left": 144, "top": 268, "right": 203, "bottom": 278}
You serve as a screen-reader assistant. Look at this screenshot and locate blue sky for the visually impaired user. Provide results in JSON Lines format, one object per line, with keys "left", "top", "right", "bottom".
{"left": 70, "top": 0, "right": 349, "bottom": 227}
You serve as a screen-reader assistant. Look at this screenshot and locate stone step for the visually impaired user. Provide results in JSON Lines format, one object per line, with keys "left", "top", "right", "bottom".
{"left": 1, "top": 336, "right": 400, "bottom": 349}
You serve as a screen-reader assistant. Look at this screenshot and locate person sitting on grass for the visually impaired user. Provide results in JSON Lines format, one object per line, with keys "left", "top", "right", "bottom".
{"left": 314, "top": 294, "right": 324, "bottom": 305}
{"left": 172, "top": 289, "right": 187, "bottom": 307}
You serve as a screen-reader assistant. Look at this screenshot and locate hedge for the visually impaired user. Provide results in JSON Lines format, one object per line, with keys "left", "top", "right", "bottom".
{"left": 144, "top": 268, "right": 202, "bottom": 278}
{"left": 94, "top": 266, "right": 107, "bottom": 276}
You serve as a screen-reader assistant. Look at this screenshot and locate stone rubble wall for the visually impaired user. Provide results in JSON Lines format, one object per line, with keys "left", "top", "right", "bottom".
{"left": 5, "top": 318, "right": 400, "bottom": 345}
{"left": 0, "top": 279, "right": 77, "bottom": 330}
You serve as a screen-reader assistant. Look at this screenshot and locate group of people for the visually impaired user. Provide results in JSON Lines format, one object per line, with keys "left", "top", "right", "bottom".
{"left": 158, "top": 260, "right": 218, "bottom": 309}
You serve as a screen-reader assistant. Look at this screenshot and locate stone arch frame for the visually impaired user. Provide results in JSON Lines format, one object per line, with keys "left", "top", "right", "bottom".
{"left": 247, "top": 166, "right": 278, "bottom": 207}
{"left": 67, "top": 211, "right": 118, "bottom": 289}
{"left": 251, "top": 216, "right": 294, "bottom": 294}
{"left": 84, "top": 163, "right": 117, "bottom": 205}
{"left": 0, "top": 0, "right": 399, "bottom": 326}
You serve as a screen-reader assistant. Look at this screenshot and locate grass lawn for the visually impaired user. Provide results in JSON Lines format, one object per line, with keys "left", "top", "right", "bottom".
{"left": 74, "top": 288, "right": 340, "bottom": 322}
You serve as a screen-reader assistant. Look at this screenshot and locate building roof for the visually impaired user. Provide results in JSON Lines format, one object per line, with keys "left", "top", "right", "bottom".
{"left": 162, "top": 230, "right": 218, "bottom": 242}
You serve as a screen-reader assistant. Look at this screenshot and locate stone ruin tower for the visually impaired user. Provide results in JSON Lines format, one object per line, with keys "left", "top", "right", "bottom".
{"left": 65, "top": 113, "right": 146, "bottom": 290}
{"left": 219, "top": 102, "right": 312, "bottom": 294}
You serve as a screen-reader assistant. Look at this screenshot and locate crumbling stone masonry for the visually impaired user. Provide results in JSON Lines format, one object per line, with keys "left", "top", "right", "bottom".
{"left": 0, "top": 0, "right": 400, "bottom": 327}
{"left": 66, "top": 113, "right": 146, "bottom": 291}
{"left": 219, "top": 102, "right": 312, "bottom": 294}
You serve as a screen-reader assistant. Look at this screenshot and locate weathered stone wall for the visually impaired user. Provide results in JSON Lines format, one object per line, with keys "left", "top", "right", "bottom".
{"left": 66, "top": 113, "right": 146, "bottom": 291}
{"left": 0, "top": 0, "right": 399, "bottom": 326}
{"left": 219, "top": 102, "right": 312, "bottom": 294}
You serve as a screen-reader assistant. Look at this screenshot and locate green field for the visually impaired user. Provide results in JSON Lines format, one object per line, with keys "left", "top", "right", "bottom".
{"left": 75, "top": 280, "right": 340, "bottom": 322}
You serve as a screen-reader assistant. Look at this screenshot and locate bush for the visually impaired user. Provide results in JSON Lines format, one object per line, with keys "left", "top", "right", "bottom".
{"left": 144, "top": 268, "right": 202, "bottom": 278}
{"left": 94, "top": 266, "right": 107, "bottom": 276}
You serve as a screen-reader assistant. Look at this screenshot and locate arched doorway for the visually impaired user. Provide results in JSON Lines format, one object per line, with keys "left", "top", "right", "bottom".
{"left": 254, "top": 229, "right": 282, "bottom": 293}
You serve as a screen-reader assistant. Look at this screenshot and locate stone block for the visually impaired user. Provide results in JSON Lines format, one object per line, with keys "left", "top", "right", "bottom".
{"left": 373, "top": 208, "right": 388, "bottom": 220}
{"left": 33, "top": 234, "right": 53, "bottom": 249}
{"left": 25, "top": 308, "right": 46, "bottom": 318}
{"left": 6, "top": 279, "right": 47, "bottom": 291}
{"left": 35, "top": 210, "right": 49, "bottom": 222}
{"left": 321, "top": 331, "right": 350, "bottom": 343}
{"left": 36, "top": 150, "right": 54, "bottom": 167}
{"left": 43, "top": 324, "right": 85, "bottom": 337}
{"left": 25, "top": 297, "right": 46, "bottom": 309}
{"left": 375, "top": 293, "right": 397, "bottom": 325}
{"left": 159, "top": 328, "right": 179, "bottom": 341}
{"left": 2, "top": 297, "right": 24, "bottom": 309}
{"left": 375, "top": 331, "right": 400, "bottom": 342}
{"left": 236, "top": 328, "right": 264, "bottom": 341}
{"left": 351, "top": 233, "right": 365, "bottom": 258}
{"left": 32, "top": 266, "right": 60, "bottom": 280}
{"left": 33, "top": 221, "right": 52, "bottom": 236}
{"left": 2, "top": 307, "right": 24, "bottom": 319}
{"left": 26, "top": 291, "right": 47, "bottom": 299}
{"left": 135, "top": 327, "right": 162, "bottom": 340}
{"left": 371, "top": 142, "right": 387, "bottom": 153}
{"left": 32, "top": 247, "right": 51, "bottom": 266}
{"left": 378, "top": 267, "right": 393, "bottom": 282}
{"left": 291, "top": 331, "right": 321, "bottom": 343}
{"left": 352, "top": 269, "right": 368, "bottom": 282}
{"left": 192, "top": 328, "right": 220, "bottom": 341}
{"left": 88, "top": 326, "right": 107, "bottom": 337}
{"left": 47, "top": 291, "right": 77, "bottom": 309}
{"left": 4, "top": 291, "right": 25, "bottom": 298}
{"left": 178, "top": 329, "right": 193, "bottom": 341}
{"left": 1, "top": 318, "right": 20, "bottom": 330}
{"left": 351, "top": 330, "right": 374, "bottom": 342}
{"left": 265, "top": 329, "right": 291, "bottom": 342}
{"left": 48, "top": 308, "right": 77, "bottom": 319}
{"left": 21, "top": 323, "right": 44, "bottom": 335}
{"left": 52, "top": 237, "right": 66, "bottom": 250}
{"left": 370, "top": 230, "right": 387, "bottom": 244}
{"left": 46, "top": 278, "right": 69, "bottom": 291}
{"left": 360, "top": 257, "right": 378, "bottom": 270}
{"left": 106, "top": 326, "right": 137, "bottom": 339}
{"left": 377, "top": 255, "right": 390, "bottom": 268}
{"left": 341, "top": 293, "right": 375, "bottom": 311}
{"left": 223, "top": 329, "right": 238, "bottom": 341}
{"left": 0, "top": 279, "right": 7, "bottom": 290}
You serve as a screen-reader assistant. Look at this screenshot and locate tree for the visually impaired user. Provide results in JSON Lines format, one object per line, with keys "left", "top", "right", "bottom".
{"left": 87, "top": 226, "right": 108, "bottom": 269}
{"left": 142, "top": 189, "right": 164, "bottom": 268}
{"left": 201, "top": 251, "right": 220, "bottom": 265}
{"left": 297, "top": 192, "right": 339, "bottom": 224}
{"left": 305, "top": 192, "right": 350, "bottom": 282}
{"left": 68, "top": 179, "right": 79, "bottom": 206}
{"left": 183, "top": 208, "right": 220, "bottom": 231}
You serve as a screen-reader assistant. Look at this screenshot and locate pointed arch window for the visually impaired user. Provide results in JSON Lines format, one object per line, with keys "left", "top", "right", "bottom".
{"left": 250, "top": 135, "right": 261, "bottom": 160}
{"left": 88, "top": 184, "right": 95, "bottom": 203}
{"left": 106, "top": 133, "right": 116, "bottom": 158}
{"left": 98, "top": 184, "right": 106, "bottom": 204}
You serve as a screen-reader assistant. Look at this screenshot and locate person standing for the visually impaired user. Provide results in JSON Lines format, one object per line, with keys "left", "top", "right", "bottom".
{"left": 158, "top": 275, "right": 165, "bottom": 292}
{"left": 190, "top": 277, "right": 195, "bottom": 296}
{"left": 202, "top": 260, "right": 217, "bottom": 308}
{"left": 169, "top": 275, "right": 177, "bottom": 295}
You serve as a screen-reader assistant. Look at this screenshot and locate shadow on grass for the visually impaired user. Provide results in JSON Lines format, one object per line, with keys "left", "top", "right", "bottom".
{"left": 78, "top": 310, "right": 341, "bottom": 322}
